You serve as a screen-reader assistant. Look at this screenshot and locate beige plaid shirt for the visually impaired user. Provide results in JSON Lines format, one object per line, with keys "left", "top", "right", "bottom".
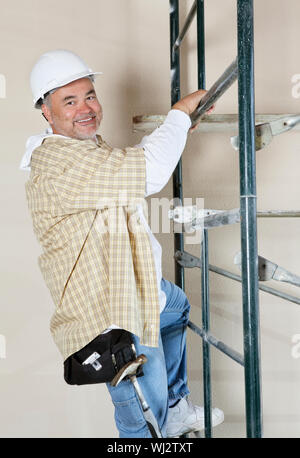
{"left": 26, "top": 134, "right": 159, "bottom": 360}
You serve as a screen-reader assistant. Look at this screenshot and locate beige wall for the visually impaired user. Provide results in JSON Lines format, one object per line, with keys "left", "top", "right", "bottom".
{"left": 1, "top": 0, "right": 299, "bottom": 438}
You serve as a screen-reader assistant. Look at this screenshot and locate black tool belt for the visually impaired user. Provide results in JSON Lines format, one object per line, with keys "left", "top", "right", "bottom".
{"left": 64, "top": 329, "right": 143, "bottom": 385}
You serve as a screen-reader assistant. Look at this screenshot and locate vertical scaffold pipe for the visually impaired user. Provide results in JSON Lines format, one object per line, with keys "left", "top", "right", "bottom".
{"left": 170, "top": 0, "right": 184, "bottom": 289}
{"left": 197, "top": 0, "right": 212, "bottom": 439}
{"left": 237, "top": 0, "right": 263, "bottom": 438}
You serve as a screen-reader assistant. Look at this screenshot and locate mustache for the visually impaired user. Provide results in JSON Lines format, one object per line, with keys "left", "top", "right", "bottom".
{"left": 74, "top": 113, "right": 96, "bottom": 122}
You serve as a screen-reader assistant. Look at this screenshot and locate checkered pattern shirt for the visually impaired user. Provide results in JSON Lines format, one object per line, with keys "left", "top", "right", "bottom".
{"left": 25, "top": 134, "right": 159, "bottom": 360}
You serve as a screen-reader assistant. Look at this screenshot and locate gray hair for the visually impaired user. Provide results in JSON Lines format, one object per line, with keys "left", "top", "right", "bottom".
{"left": 42, "top": 89, "right": 56, "bottom": 108}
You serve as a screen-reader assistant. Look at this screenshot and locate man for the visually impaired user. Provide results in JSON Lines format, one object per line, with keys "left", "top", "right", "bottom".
{"left": 22, "top": 49, "right": 224, "bottom": 438}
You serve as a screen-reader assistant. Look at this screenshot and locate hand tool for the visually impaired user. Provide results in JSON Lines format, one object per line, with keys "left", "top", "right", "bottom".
{"left": 111, "top": 354, "right": 163, "bottom": 438}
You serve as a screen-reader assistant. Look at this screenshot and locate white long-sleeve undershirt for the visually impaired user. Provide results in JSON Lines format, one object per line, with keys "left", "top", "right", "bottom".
{"left": 135, "top": 109, "right": 191, "bottom": 314}
{"left": 137, "top": 109, "right": 191, "bottom": 198}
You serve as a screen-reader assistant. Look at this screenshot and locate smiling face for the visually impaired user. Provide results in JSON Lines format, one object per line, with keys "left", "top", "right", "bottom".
{"left": 41, "top": 77, "right": 103, "bottom": 141}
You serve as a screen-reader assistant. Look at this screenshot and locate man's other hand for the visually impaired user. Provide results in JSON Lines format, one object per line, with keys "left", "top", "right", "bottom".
{"left": 172, "top": 89, "right": 214, "bottom": 131}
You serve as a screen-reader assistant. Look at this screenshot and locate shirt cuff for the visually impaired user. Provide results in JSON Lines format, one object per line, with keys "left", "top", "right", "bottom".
{"left": 165, "top": 109, "right": 192, "bottom": 131}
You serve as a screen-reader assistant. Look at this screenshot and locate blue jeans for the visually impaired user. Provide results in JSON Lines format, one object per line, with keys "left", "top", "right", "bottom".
{"left": 106, "top": 278, "right": 191, "bottom": 438}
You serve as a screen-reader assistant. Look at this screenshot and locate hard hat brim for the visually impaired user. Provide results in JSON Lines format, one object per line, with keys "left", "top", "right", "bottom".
{"left": 34, "top": 70, "right": 103, "bottom": 109}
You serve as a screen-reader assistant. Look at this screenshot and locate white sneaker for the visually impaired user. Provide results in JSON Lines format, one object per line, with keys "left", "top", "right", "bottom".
{"left": 166, "top": 397, "right": 224, "bottom": 437}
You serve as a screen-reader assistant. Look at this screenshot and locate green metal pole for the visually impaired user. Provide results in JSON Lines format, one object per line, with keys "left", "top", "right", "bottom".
{"left": 197, "top": 0, "right": 212, "bottom": 438}
{"left": 201, "top": 231, "right": 212, "bottom": 438}
{"left": 170, "top": 0, "right": 185, "bottom": 289}
{"left": 237, "top": 0, "right": 263, "bottom": 438}
{"left": 197, "top": 0, "right": 205, "bottom": 88}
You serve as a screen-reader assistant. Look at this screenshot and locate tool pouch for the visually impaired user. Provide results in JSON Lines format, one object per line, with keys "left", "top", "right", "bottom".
{"left": 64, "top": 329, "right": 143, "bottom": 385}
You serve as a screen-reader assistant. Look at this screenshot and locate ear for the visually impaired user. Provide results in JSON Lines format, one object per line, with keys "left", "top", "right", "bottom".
{"left": 41, "top": 103, "right": 53, "bottom": 124}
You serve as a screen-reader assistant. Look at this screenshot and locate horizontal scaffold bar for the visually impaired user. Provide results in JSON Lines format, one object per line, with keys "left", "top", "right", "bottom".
{"left": 133, "top": 114, "right": 300, "bottom": 133}
{"left": 168, "top": 206, "right": 300, "bottom": 231}
{"left": 231, "top": 114, "right": 300, "bottom": 151}
{"left": 257, "top": 210, "right": 300, "bottom": 217}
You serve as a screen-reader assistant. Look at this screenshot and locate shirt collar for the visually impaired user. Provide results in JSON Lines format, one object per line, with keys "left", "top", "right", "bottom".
{"left": 19, "top": 128, "right": 98, "bottom": 172}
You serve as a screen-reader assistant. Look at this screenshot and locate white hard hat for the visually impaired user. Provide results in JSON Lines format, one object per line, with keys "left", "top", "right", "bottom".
{"left": 30, "top": 49, "right": 102, "bottom": 109}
